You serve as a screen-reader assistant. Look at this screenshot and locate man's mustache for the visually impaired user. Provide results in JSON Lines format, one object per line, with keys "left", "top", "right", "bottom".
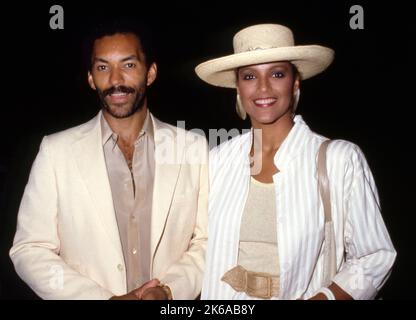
{"left": 102, "top": 86, "right": 136, "bottom": 97}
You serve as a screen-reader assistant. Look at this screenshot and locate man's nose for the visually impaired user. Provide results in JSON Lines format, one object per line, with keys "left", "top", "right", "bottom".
{"left": 109, "top": 68, "right": 124, "bottom": 87}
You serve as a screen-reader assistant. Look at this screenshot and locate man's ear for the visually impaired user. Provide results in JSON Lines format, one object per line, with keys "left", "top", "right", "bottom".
{"left": 88, "top": 71, "right": 97, "bottom": 90}
{"left": 146, "top": 63, "right": 157, "bottom": 86}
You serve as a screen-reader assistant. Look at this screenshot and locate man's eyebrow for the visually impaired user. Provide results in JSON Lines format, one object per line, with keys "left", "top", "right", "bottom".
{"left": 92, "top": 55, "right": 140, "bottom": 64}
{"left": 93, "top": 57, "right": 109, "bottom": 64}
{"left": 120, "top": 55, "right": 139, "bottom": 62}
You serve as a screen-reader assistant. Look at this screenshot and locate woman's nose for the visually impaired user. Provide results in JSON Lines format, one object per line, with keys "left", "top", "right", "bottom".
{"left": 258, "top": 76, "right": 270, "bottom": 92}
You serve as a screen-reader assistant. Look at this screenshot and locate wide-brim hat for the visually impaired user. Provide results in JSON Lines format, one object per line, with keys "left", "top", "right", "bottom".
{"left": 195, "top": 24, "right": 334, "bottom": 88}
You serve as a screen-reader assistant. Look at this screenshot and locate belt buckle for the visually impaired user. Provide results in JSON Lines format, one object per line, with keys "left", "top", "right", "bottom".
{"left": 247, "top": 271, "right": 273, "bottom": 299}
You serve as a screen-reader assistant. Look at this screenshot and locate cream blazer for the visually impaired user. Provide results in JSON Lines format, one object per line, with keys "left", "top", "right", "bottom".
{"left": 10, "top": 111, "right": 208, "bottom": 300}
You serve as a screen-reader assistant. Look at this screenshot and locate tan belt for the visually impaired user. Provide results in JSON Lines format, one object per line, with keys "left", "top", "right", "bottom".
{"left": 221, "top": 265, "right": 279, "bottom": 299}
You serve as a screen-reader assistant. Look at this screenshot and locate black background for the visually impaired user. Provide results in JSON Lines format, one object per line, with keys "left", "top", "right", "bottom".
{"left": 0, "top": 1, "right": 414, "bottom": 299}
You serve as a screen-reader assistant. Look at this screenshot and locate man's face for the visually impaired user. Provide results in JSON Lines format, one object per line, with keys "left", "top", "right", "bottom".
{"left": 88, "top": 33, "right": 157, "bottom": 119}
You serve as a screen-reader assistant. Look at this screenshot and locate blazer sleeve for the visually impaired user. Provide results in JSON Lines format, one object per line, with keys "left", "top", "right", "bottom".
{"left": 9, "top": 136, "right": 114, "bottom": 300}
{"left": 159, "top": 136, "right": 209, "bottom": 299}
{"left": 332, "top": 144, "right": 397, "bottom": 300}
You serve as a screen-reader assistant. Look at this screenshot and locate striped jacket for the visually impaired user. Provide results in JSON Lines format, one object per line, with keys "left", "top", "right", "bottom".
{"left": 202, "top": 115, "right": 396, "bottom": 300}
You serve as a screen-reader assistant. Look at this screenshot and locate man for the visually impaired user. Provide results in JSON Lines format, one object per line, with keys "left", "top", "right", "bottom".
{"left": 9, "top": 22, "right": 208, "bottom": 300}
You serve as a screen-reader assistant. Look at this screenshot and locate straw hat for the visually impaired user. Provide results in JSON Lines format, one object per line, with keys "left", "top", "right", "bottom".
{"left": 195, "top": 24, "right": 334, "bottom": 88}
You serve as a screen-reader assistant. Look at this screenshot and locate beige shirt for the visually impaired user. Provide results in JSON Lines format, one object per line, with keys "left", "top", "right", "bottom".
{"left": 238, "top": 177, "right": 280, "bottom": 277}
{"left": 101, "top": 111, "right": 155, "bottom": 291}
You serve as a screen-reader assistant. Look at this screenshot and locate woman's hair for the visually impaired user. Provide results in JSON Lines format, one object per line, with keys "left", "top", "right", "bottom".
{"left": 290, "top": 63, "right": 300, "bottom": 81}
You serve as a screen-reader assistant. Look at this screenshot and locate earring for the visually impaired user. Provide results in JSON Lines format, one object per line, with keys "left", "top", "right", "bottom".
{"left": 236, "top": 94, "right": 247, "bottom": 120}
{"left": 292, "top": 89, "right": 300, "bottom": 117}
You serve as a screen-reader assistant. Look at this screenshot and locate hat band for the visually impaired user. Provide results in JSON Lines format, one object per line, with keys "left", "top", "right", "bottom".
{"left": 238, "top": 45, "right": 278, "bottom": 53}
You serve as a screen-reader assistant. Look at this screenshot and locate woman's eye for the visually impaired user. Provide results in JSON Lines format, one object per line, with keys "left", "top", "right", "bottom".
{"left": 272, "top": 71, "right": 285, "bottom": 78}
{"left": 243, "top": 74, "right": 255, "bottom": 80}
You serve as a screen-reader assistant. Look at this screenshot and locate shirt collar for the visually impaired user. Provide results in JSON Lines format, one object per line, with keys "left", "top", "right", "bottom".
{"left": 100, "top": 110, "right": 154, "bottom": 148}
{"left": 141, "top": 110, "right": 154, "bottom": 141}
{"left": 273, "top": 115, "right": 311, "bottom": 169}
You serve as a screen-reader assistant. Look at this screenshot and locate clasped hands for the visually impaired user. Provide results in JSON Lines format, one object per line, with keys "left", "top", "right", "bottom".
{"left": 110, "top": 279, "right": 168, "bottom": 300}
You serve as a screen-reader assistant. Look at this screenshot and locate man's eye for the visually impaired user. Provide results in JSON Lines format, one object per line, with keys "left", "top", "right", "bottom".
{"left": 125, "top": 63, "right": 136, "bottom": 68}
{"left": 243, "top": 74, "right": 255, "bottom": 80}
{"left": 97, "top": 65, "right": 107, "bottom": 71}
{"left": 272, "top": 71, "right": 284, "bottom": 78}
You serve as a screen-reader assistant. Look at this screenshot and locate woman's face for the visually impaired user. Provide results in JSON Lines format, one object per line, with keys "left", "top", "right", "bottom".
{"left": 236, "top": 61, "right": 299, "bottom": 127}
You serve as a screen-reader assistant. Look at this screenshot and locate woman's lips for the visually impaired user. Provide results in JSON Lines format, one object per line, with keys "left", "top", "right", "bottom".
{"left": 253, "top": 98, "right": 277, "bottom": 108}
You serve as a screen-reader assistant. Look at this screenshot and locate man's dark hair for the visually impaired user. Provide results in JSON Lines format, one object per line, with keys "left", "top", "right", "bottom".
{"left": 84, "top": 18, "right": 156, "bottom": 71}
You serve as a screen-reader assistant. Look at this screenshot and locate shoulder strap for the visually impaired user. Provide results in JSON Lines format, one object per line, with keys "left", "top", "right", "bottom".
{"left": 318, "top": 140, "right": 332, "bottom": 223}
{"left": 317, "top": 140, "right": 337, "bottom": 287}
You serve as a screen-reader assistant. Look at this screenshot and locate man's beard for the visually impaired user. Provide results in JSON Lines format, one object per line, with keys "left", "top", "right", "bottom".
{"left": 97, "top": 84, "right": 147, "bottom": 119}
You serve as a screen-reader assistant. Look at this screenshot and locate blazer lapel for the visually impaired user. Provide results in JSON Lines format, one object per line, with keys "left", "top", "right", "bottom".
{"left": 150, "top": 115, "right": 182, "bottom": 267}
{"left": 71, "top": 112, "right": 123, "bottom": 257}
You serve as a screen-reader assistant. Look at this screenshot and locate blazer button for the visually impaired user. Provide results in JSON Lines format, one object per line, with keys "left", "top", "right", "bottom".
{"left": 117, "top": 264, "right": 124, "bottom": 271}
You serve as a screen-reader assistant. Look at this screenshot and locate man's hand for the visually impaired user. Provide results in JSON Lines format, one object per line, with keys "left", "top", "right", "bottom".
{"left": 109, "top": 291, "right": 140, "bottom": 300}
{"left": 141, "top": 286, "right": 169, "bottom": 300}
{"left": 109, "top": 279, "right": 160, "bottom": 300}
{"left": 133, "top": 279, "right": 161, "bottom": 299}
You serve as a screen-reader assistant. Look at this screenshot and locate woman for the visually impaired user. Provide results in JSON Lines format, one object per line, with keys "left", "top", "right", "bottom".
{"left": 195, "top": 24, "right": 396, "bottom": 300}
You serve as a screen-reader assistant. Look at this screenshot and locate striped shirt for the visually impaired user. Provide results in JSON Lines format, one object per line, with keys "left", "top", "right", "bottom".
{"left": 202, "top": 115, "right": 396, "bottom": 300}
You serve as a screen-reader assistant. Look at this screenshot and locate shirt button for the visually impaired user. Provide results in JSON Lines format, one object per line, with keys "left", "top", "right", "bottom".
{"left": 117, "top": 264, "right": 124, "bottom": 271}
{"left": 132, "top": 248, "right": 137, "bottom": 255}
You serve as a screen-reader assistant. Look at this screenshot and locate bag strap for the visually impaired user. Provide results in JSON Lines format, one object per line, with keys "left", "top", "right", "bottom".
{"left": 317, "top": 140, "right": 337, "bottom": 287}
{"left": 318, "top": 140, "right": 332, "bottom": 223}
